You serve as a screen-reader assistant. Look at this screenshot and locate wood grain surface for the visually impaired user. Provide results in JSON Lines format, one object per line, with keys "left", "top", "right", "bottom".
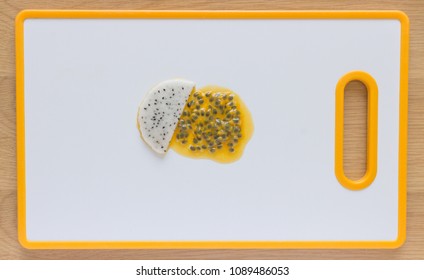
{"left": 1, "top": 0, "right": 423, "bottom": 259}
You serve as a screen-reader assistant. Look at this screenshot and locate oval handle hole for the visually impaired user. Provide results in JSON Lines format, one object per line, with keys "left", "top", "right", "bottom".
{"left": 343, "top": 80, "right": 368, "bottom": 180}
{"left": 335, "top": 71, "right": 378, "bottom": 191}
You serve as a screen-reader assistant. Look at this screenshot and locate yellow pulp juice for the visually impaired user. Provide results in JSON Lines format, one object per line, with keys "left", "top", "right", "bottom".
{"left": 170, "top": 86, "right": 253, "bottom": 163}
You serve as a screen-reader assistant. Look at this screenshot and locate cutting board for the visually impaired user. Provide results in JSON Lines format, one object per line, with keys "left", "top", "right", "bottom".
{"left": 16, "top": 10, "right": 409, "bottom": 249}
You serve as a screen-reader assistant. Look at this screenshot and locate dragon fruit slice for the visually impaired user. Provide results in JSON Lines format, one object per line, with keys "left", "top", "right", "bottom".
{"left": 137, "top": 79, "right": 195, "bottom": 154}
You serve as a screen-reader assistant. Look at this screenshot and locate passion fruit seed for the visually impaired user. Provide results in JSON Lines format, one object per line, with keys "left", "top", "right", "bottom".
{"left": 174, "top": 90, "right": 243, "bottom": 155}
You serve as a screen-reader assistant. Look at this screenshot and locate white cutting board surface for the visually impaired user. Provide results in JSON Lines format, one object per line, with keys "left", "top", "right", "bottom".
{"left": 17, "top": 11, "right": 408, "bottom": 248}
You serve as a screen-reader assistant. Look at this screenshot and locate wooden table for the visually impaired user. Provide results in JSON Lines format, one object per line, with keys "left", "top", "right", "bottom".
{"left": 1, "top": 0, "right": 423, "bottom": 259}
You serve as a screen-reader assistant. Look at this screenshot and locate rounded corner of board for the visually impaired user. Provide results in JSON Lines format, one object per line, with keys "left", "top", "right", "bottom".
{"left": 391, "top": 227, "right": 407, "bottom": 249}
{"left": 391, "top": 10, "right": 409, "bottom": 26}
{"left": 392, "top": 237, "right": 406, "bottom": 249}
{"left": 18, "top": 233, "right": 34, "bottom": 250}
{"left": 15, "top": 10, "right": 34, "bottom": 25}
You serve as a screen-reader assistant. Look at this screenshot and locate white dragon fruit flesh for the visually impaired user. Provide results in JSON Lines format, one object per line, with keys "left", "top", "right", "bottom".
{"left": 137, "top": 79, "right": 195, "bottom": 154}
